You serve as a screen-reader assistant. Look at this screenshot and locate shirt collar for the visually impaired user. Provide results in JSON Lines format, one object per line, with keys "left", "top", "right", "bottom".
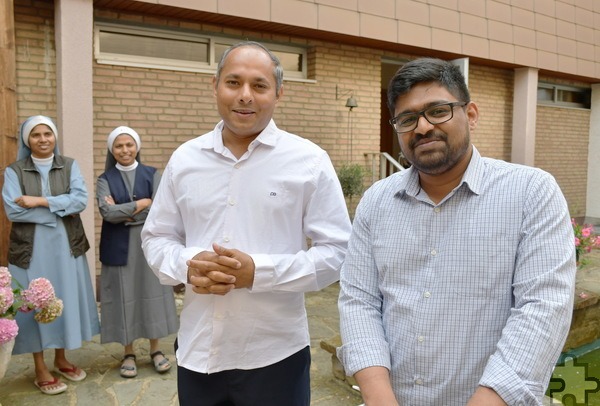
{"left": 394, "top": 145, "right": 483, "bottom": 199}
{"left": 459, "top": 146, "right": 484, "bottom": 195}
{"left": 206, "top": 119, "right": 279, "bottom": 154}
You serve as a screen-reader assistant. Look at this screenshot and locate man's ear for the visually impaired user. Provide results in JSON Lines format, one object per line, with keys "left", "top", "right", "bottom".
{"left": 466, "top": 101, "right": 479, "bottom": 131}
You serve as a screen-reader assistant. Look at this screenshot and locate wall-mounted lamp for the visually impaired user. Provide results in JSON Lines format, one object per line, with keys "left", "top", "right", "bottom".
{"left": 336, "top": 85, "right": 358, "bottom": 160}
{"left": 336, "top": 85, "right": 358, "bottom": 111}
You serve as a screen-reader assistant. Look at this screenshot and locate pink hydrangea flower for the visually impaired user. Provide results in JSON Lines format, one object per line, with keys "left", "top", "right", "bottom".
{"left": 0, "top": 269, "right": 62, "bottom": 342}
{"left": 0, "top": 318, "right": 19, "bottom": 344}
{"left": 582, "top": 227, "right": 593, "bottom": 238}
{"left": 0, "top": 267, "right": 11, "bottom": 288}
{"left": 0, "top": 287, "right": 15, "bottom": 315}
{"left": 34, "top": 298, "right": 64, "bottom": 324}
{"left": 18, "top": 303, "right": 34, "bottom": 313}
{"left": 21, "top": 278, "right": 55, "bottom": 309}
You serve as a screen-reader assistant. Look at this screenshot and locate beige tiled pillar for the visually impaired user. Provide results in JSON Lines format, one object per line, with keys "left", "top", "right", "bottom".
{"left": 54, "top": 0, "right": 96, "bottom": 288}
{"left": 511, "top": 67, "right": 538, "bottom": 166}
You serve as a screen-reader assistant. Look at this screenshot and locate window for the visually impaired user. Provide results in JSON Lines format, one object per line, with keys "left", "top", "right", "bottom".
{"left": 94, "top": 22, "right": 308, "bottom": 80}
{"left": 537, "top": 83, "right": 591, "bottom": 109}
{"left": 213, "top": 40, "right": 306, "bottom": 79}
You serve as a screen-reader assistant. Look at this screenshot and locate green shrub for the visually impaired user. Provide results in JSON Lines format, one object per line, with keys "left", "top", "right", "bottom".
{"left": 337, "top": 163, "right": 365, "bottom": 198}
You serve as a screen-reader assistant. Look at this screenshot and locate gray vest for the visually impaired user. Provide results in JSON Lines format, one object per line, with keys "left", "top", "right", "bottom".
{"left": 7, "top": 155, "right": 90, "bottom": 269}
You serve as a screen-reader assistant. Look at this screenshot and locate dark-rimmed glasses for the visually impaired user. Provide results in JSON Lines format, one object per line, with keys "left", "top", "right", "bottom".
{"left": 389, "top": 102, "right": 468, "bottom": 133}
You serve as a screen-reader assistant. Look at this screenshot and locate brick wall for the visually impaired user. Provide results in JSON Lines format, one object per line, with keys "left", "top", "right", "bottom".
{"left": 287, "top": 44, "right": 381, "bottom": 165}
{"left": 468, "top": 65, "right": 514, "bottom": 162}
{"left": 91, "top": 10, "right": 384, "bottom": 257}
{"left": 92, "top": 9, "right": 383, "bottom": 172}
{"left": 536, "top": 106, "right": 590, "bottom": 217}
{"left": 11, "top": 2, "right": 593, "bottom": 273}
{"left": 14, "top": 0, "right": 56, "bottom": 126}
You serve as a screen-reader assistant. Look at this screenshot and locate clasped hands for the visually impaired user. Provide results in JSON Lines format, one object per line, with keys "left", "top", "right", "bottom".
{"left": 187, "top": 242, "right": 255, "bottom": 295}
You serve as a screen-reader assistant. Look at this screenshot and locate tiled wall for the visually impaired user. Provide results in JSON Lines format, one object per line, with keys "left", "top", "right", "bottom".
{"left": 150, "top": 0, "right": 600, "bottom": 79}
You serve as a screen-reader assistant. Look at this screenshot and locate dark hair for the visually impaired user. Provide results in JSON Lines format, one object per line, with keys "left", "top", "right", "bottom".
{"left": 387, "top": 58, "right": 470, "bottom": 116}
{"left": 215, "top": 41, "right": 283, "bottom": 97}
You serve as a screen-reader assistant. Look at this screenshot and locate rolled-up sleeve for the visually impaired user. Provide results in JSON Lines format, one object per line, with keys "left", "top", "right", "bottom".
{"left": 479, "top": 172, "right": 576, "bottom": 405}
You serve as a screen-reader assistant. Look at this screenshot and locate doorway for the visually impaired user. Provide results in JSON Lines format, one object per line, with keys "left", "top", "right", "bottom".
{"left": 381, "top": 61, "right": 404, "bottom": 165}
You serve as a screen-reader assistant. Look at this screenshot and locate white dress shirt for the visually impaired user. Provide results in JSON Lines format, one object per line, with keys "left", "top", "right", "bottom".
{"left": 142, "top": 120, "right": 351, "bottom": 373}
{"left": 338, "top": 147, "right": 576, "bottom": 405}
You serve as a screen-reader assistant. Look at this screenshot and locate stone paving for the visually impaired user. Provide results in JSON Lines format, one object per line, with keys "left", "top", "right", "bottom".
{"left": 4, "top": 247, "right": 596, "bottom": 406}
{"left": 0, "top": 283, "right": 363, "bottom": 406}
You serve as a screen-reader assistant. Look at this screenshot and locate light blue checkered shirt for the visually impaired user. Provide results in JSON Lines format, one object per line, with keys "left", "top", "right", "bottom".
{"left": 338, "top": 147, "right": 576, "bottom": 405}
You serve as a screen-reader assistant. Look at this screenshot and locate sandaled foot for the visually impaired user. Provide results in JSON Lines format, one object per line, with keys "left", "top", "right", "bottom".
{"left": 54, "top": 364, "right": 87, "bottom": 382}
{"left": 120, "top": 354, "right": 137, "bottom": 378}
{"left": 150, "top": 351, "right": 171, "bottom": 373}
{"left": 34, "top": 377, "right": 68, "bottom": 395}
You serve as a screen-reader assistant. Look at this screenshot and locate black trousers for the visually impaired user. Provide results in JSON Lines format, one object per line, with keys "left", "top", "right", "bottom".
{"left": 177, "top": 344, "right": 311, "bottom": 406}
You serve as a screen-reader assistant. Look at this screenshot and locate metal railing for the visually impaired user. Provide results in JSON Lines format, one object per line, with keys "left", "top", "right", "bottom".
{"left": 364, "top": 152, "right": 407, "bottom": 184}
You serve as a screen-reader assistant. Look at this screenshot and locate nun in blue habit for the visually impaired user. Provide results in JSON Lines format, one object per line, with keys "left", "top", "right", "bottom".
{"left": 2, "top": 115, "right": 100, "bottom": 395}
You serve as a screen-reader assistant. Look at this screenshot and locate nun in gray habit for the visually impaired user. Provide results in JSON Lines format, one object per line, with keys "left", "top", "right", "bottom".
{"left": 97, "top": 126, "right": 178, "bottom": 378}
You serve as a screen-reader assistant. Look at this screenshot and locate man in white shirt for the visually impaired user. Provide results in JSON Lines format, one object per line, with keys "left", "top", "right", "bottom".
{"left": 141, "top": 41, "right": 352, "bottom": 406}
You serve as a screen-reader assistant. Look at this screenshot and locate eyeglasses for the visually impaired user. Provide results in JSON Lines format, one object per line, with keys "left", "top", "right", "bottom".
{"left": 389, "top": 102, "right": 468, "bottom": 133}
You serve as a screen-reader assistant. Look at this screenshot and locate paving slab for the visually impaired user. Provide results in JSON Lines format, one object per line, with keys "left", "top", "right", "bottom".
{"left": 0, "top": 283, "right": 362, "bottom": 405}
{"left": 5, "top": 249, "right": 591, "bottom": 406}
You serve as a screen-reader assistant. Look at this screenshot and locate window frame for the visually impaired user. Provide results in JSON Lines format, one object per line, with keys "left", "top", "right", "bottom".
{"left": 537, "top": 82, "right": 591, "bottom": 109}
{"left": 94, "top": 21, "right": 309, "bottom": 80}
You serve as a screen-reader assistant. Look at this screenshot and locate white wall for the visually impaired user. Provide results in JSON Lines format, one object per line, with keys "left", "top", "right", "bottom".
{"left": 587, "top": 83, "right": 600, "bottom": 221}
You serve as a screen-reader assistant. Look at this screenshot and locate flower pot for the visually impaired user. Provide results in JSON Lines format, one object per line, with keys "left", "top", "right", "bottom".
{"left": 0, "top": 338, "right": 15, "bottom": 382}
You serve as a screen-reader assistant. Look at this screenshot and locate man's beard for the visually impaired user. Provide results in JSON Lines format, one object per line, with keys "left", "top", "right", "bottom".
{"left": 403, "top": 129, "right": 470, "bottom": 175}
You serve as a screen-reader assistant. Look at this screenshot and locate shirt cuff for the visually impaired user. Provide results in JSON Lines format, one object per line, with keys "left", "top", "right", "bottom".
{"left": 249, "top": 254, "right": 274, "bottom": 292}
{"left": 174, "top": 246, "right": 204, "bottom": 284}
{"left": 337, "top": 338, "right": 391, "bottom": 377}
{"left": 479, "top": 354, "right": 544, "bottom": 405}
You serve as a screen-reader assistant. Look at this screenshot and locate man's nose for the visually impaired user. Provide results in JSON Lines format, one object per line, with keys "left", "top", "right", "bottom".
{"left": 239, "top": 84, "right": 253, "bottom": 102}
{"left": 414, "top": 114, "right": 434, "bottom": 133}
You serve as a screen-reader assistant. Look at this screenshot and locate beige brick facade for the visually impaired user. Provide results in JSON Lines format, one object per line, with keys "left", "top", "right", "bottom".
{"left": 14, "top": 0, "right": 56, "bottom": 125}
{"left": 536, "top": 106, "right": 590, "bottom": 217}
{"left": 5, "top": 0, "right": 599, "bottom": 270}
{"left": 468, "top": 65, "right": 514, "bottom": 162}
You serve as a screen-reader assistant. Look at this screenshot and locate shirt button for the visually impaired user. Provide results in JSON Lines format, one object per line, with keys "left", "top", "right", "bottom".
{"left": 434, "top": 207, "right": 441, "bottom": 213}
{"left": 415, "top": 378, "right": 423, "bottom": 385}
{"left": 430, "top": 249, "right": 437, "bottom": 256}
{"left": 223, "top": 237, "right": 230, "bottom": 243}
{"left": 228, "top": 198, "right": 236, "bottom": 205}
{"left": 234, "top": 164, "right": 241, "bottom": 169}
{"left": 423, "top": 291, "right": 431, "bottom": 298}
{"left": 417, "top": 335, "right": 425, "bottom": 343}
